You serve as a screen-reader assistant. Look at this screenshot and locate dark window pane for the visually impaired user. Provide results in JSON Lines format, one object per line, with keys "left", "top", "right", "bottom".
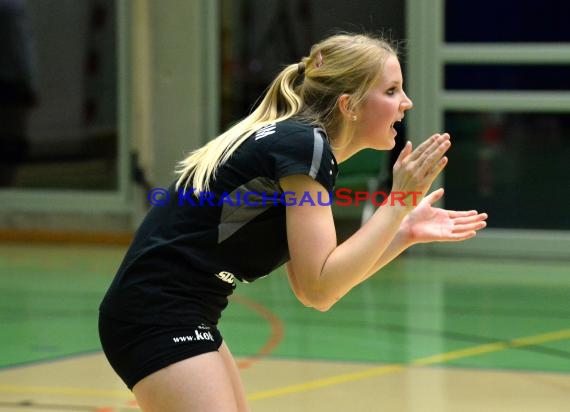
{"left": 445, "top": 0, "right": 570, "bottom": 43}
{"left": 0, "top": 0, "right": 118, "bottom": 190}
{"left": 444, "top": 112, "right": 570, "bottom": 230}
{"left": 445, "top": 65, "right": 570, "bottom": 91}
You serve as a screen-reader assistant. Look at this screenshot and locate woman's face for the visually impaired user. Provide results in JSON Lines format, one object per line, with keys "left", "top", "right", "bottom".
{"left": 355, "top": 55, "right": 413, "bottom": 150}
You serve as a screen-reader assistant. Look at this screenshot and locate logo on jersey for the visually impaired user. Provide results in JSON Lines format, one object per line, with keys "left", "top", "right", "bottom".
{"left": 254, "top": 123, "right": 276, "bottom": 140}
{"left": 215, "top": 271, "right": 236, "bottom": 285}
{"left": 172, "top": 326, "right": 215, "bottom": 343}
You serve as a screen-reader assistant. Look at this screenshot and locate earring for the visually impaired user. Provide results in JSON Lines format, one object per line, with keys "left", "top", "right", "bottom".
{"left": 352, "top": 115, "right": 357, "bottom": 121}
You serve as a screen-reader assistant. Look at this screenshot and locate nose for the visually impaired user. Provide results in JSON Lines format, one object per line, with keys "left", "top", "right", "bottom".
{"left": 401, "top": 92, "right": 413, "bottom": 111}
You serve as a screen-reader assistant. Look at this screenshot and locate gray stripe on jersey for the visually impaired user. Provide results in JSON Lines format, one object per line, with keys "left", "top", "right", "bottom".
{"left": 309, "top": 129, "right": 324, "bottom": 178}
{"left": 218, "top": 177, "right": 279, "bottom": 243}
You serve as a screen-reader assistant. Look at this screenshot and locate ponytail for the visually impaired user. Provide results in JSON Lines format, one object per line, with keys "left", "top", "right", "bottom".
{"left": 175, "top": 63, "right": 303, "bottom": 193}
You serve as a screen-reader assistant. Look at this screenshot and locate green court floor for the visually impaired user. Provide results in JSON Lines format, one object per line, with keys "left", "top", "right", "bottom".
{"left": 1, "top": 242, "right": 569, "bottom": 375}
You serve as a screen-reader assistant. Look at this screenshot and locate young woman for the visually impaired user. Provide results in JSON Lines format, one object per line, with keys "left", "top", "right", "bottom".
{"left": 99, "top": 33, "right": 487, "bottom": 411}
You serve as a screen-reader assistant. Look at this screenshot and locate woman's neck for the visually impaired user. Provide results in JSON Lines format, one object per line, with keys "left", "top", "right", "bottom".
{"left": 329, "top": 126, "right": 364, "bottom": 164}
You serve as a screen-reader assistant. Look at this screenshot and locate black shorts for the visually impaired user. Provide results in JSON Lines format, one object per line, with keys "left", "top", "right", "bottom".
{"left": 98, "top": 312, "right": 224, "bottom": 390}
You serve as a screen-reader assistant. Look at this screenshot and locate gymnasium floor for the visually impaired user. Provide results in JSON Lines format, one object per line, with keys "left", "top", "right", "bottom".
{"left": 0, "top": 241, "right": 569, "bottom": 411}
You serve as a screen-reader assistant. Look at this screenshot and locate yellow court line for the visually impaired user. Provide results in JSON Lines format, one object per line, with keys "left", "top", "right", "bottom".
{"left": 0, "top": 329, "right": 568, "bottom": 401}
{"left": 0, "top": 383, "right": 132, "bottom": 399}
{"left": 411, "top": 342, "right": 508, "bottom": 366}
{"left": 510, "top": 329, "right": 570, "bottom": 348}
{"left": 248, "top": 364, "right": 405, "bottom": 401}
{"left": 247, "top": 328, "right": 570, "bottom": 401}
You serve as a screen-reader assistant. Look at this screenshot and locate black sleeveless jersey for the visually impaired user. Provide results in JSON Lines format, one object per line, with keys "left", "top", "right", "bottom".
{"left": 99, "top": 119, "right": 338, "bottom": 325}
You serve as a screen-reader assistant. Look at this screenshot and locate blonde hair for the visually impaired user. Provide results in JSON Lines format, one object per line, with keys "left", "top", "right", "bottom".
{"left": 176, "top": 33, "right": 397, "bottom": 193}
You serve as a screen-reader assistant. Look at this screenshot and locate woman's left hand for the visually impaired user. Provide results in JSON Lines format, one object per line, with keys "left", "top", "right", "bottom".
{"left": 401, "top": 188, "right": 488, "bottom": 244}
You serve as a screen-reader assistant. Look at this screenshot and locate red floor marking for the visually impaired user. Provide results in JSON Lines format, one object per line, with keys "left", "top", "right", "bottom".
{"left": 231, "top": 295, "right": 285, "bottom": 369}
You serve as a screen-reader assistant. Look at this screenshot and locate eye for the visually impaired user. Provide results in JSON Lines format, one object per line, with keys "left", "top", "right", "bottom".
{"left": 386, "top": 87, "right": 397, "bottom": 96}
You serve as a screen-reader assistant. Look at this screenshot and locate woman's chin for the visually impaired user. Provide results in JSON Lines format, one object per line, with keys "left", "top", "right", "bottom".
{"left": 365, "top": 134, "right": 397, "bottom": 151}
{"left": 376, "top": 138, "right": 396, "bottom": 151}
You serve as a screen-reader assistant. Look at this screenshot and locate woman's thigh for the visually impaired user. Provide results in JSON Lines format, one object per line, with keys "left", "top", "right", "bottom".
{"left": 132, "top": 351, "right": 239, "bottom": 412}
{"left": 219, "top": 342, "right": 250, "bottom": 412}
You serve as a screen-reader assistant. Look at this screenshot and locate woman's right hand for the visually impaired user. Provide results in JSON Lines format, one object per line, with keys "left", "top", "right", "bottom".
{"left": 390, "top": 133, "right": 451, "bottom": 210}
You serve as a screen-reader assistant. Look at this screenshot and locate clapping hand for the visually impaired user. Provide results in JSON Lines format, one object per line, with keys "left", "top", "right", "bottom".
{"left": 401, "top": 188, "right": 488, "bottom": 244}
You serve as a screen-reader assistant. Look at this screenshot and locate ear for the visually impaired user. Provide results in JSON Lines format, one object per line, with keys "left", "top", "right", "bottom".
{"left": 337, "top": 94, "right": 356, "bottom": 119}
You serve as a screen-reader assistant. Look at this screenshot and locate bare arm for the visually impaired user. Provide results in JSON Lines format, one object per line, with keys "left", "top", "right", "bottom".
{"left": 281, "top": 134, "right": 451, "bottom": 311}
{"left": 286, "top": 261, "right": 313, "bottom": 307}
{"left": 283, "top": 179, "right": 407, "bottom": 311}
{"left": 286, "top": 184, "right": 488, "bottom": 308}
